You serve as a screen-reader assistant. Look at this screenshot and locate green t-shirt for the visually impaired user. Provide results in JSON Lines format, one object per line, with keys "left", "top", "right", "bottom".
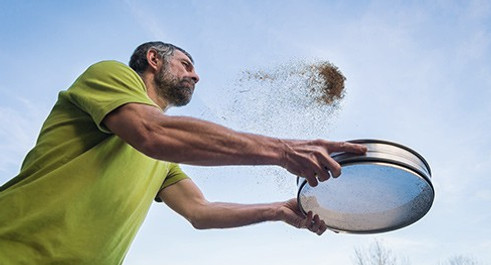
{"left": 0, "top": 61, "right": 188, "bottom": 264}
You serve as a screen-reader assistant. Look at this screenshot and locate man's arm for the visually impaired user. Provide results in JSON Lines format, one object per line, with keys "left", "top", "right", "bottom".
{"left": 159, "top": 178, "right": 328, "bottom": 235}
{"left": 103, "top": 103, "right": 366, "bottom": 186}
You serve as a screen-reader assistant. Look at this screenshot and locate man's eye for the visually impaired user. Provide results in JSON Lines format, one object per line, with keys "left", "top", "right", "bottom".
{"left": 182, "top": 61, "right": 193, "bottom": 71}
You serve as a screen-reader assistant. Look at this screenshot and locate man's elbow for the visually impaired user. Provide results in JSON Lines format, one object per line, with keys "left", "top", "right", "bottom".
{"left": 186, "top": 205, "right": 213, "bottom": 230}
{"left": 109, "top": 120, "right": 162, "bottom": 160}
{"left": 189, "top": 219, "right": 211, "bottom": 230}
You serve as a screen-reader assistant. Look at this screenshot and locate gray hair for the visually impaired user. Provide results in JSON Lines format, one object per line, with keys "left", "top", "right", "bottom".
{"left": 129, "top": 41, "right": 194, "bottom": 74}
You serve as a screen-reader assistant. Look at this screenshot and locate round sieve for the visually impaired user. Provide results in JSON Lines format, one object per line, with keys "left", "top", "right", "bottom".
{"left": 297, "top": 139, "right": 434, "bottom": 234}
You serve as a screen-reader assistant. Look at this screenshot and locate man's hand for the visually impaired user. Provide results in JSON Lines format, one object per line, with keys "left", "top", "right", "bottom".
{"left": 280, "top": 139, "right": 367, "bottom": 187}
{"left": 276, "top": 198, "right": 328, "bottom": 236}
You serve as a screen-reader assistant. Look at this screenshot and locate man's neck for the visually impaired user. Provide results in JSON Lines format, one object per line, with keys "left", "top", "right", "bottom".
{"left": 139, "top": 73, "right": 170, "bottom": 111}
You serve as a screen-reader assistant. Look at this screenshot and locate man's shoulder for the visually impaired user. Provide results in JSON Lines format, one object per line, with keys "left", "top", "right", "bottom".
{"left": 78, "top": 60, "right": 142, "bottom": 85}
{"left": 86, "top": 60, "right": 133, "bottom": 73}
{"left": 66, "top": 60, "right": 145, "bottom": 96}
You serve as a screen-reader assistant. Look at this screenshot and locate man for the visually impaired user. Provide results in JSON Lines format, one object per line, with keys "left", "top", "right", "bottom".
{"left": 0, "top": 41, "right": 366, "bottom": 264}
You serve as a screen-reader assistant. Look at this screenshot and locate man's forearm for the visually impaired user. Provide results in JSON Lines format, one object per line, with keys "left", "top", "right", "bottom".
{"left": 144, "top": 113, "right": 286, "bottom": 167}
{"left": 161, "top": 179, "right": 326, "bottom": 234}
{"left": 188, "top": 201, "right": 282, "bottom": 229}
{"left": 105, "top": 104, "right": 285, "bottom": 167}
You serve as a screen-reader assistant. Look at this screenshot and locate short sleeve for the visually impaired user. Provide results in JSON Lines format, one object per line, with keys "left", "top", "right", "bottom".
{"left": 154, "top": 163, "right": 190, "bottom": 202}
{"left": 64, "top": 60, "right": 159, "bottom": 133}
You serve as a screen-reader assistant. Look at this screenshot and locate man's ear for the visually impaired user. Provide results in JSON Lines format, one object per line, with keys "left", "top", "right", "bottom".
{"left": 146, "top": 49, "right": 161, "bottom": 72}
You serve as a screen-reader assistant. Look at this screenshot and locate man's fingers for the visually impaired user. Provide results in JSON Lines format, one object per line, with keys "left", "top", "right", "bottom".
{"left": 328, "top": 141, "right": 367, "bottom": 154}
{"left": 317, "top": 220, "right": 328, "bottom": 235}
{"left": 306, "top": 155, "right": 334, "bottom": 183}
{"left": 305, "top": 214, "right": 328, "bottom": 236}
{"left": 303, "top": 211, "right": 313, "bottom": 228}
{"left": 304, "top": 165, "right": 333, "bottom": 186}
{"left": 317, "top": 155, "right": 342, "bottom": 178}
{"left": 313, "top": 162, "right": 331, "bottom": 182}
{"left": 285, "top": 140, "right": 366, "bottom": 184}
{"left": 310, "top": 215, "right": 321, "bottom": 231}
{"left": 305, "top": 173, "right": 319, "bottom": 187}
{"left": 295, "top": 211, "right": 328, "bottom": 235}
{"left": 316, "top": 141, "right": 367, "bottom": 179}
{"left": 316, "top": 168, "right": 331, "bottom": 182}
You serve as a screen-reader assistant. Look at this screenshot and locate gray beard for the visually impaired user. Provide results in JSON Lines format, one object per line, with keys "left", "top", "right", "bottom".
{"left": 154, "top": 68, "right": 194, "bottom": 107}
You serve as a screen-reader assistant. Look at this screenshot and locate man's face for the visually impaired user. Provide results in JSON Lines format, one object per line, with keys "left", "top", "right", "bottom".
{"left": 154, "top": 50, "right": 199, "bottom": 107}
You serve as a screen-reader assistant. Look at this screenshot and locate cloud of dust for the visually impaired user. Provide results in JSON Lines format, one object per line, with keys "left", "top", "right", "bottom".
{"left": 202, "top": 59, "right": 348, "bottom": 194}
{"left": 214, "top": 60, "right": 346, "bottom": 139}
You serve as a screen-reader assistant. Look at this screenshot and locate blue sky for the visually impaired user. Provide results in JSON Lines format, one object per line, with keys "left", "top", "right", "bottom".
{"left": 1, "top": 1, "right": 490, "bottom": 264}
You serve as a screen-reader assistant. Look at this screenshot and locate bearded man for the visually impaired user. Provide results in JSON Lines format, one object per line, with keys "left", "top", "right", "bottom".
{"left": 0, "top": 41, "right": 366, "bottom": 264}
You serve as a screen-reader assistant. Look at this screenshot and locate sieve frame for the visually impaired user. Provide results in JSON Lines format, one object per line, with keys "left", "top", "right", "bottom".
{"left": 296, "top": 139, "right": 434, "bottom": 234}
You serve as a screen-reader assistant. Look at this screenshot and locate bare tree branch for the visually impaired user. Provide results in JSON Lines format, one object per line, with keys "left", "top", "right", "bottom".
{"left": 441, "top": 255, "right": 478, "bottom": 265}
{"left": 352, "top": 239, "right": 410, "bottom": 265}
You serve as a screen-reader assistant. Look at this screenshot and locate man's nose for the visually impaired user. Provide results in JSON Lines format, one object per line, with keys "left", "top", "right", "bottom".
{"left": 190, "top": 72, "right": 200, "bottom": 84}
